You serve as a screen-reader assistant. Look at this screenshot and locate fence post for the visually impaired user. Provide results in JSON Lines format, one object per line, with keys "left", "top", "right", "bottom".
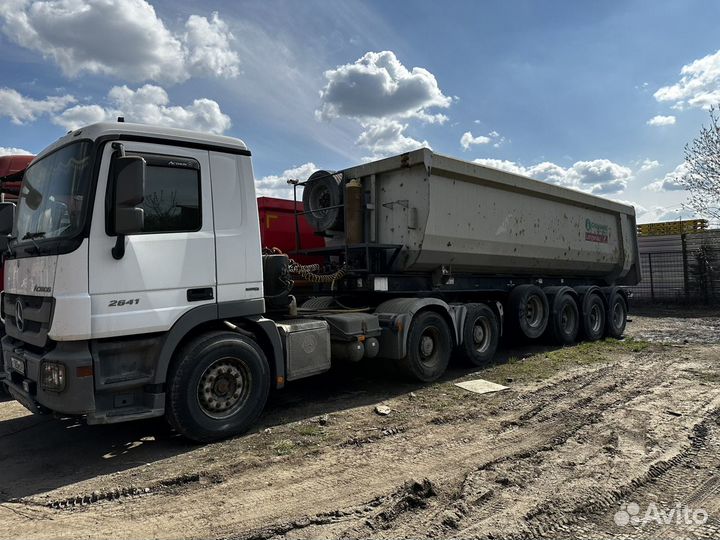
{"left": 648, "top": 253, "right": 655, "bottom": 301}
{"left": 681, "top": 233, "right": 690, "bottom": 299}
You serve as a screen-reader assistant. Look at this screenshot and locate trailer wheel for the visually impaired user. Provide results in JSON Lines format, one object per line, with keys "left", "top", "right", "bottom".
{"left": 508, "top": 285, "right": 549, "bottom": 339}
{"left": 398, "top": 311, "right": 452, "bottom": 382}
{"left": 547, "top": 293, "right": 579, "bottom": 345}
{"left": 458, "top": 303, "right": 499, "bottom": 366}
{"left": 166, "top": 331, "right": 270, "bottom": 442}
{"left": 605, "top": 293, "right": 627, "bottom": 338}
{"left": 581, "top": 293, "right": 606, "bottom": 342}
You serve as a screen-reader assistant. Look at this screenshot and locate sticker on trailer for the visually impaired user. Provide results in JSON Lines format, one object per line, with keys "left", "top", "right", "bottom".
{"left": 585, "top": 219, "right": 609, "bottom": 243}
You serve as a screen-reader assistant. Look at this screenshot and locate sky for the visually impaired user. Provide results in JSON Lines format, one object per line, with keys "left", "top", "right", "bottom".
{"left": 1, "top": 0, "right": 720, "bottom": 224}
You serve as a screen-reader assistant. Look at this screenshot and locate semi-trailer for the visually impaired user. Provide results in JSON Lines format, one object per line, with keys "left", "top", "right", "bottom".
{"left": 0, "top": 122, "right": 639, "bottom": 441}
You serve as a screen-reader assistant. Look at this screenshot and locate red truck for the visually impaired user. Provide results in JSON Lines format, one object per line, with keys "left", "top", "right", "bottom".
{"left": 0, "top": 154, "right": 34, "bottom": 288}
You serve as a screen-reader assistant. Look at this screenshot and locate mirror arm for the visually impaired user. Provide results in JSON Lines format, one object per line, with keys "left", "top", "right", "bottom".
{"left": 111, "top": 141, "right": 126, "bottom": 157}
{"left": 110, "top": 143, "right": 128, "bottom": 260}
{"left": 111, "top": 234, "right": 126, "bottom": 260}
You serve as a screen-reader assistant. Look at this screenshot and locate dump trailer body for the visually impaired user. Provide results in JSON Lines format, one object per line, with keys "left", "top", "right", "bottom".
{"left": 340, "top": 149, "right": 640, "bottom": 285}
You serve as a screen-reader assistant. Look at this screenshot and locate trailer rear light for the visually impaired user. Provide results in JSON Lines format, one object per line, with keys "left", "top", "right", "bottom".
{"left": 40, "top": 362, "right": 66, "bottom": 392}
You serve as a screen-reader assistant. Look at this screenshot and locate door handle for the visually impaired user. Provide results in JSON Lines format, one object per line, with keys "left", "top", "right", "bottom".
{"left": 187, "top": 288, "right": 214, "bottom": 302}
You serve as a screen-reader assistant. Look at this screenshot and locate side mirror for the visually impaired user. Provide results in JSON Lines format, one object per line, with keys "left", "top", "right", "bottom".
{"left": 111, "top": 155, "right": 145, "bottom": 260}
{"left": 112, "top": 155, "right": 145, "bottom": 235}
{"left": 0, "top": 202, "right": 15, "bottom": 236}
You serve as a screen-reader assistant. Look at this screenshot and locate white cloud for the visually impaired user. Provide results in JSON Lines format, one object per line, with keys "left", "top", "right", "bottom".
{"left": 646, "top": 115, "right": 676, "bottom": 126}
{"left": 570, "top": 160, "right": 633, "bottom": 194}
{"left": 644, "top": 163, "right": 688, "bottom": 192}
{"left": 316, "top": 51, "right": 450, "bottom": 160}
{"left": 639, "top": 159, "right": 660, "bottom": 172}
{"left": 610, "top": 199, "right": 647, "bottom": 215}
{"left": 357, "top": 119, "right": 429, "bottom": 160}
{"left": 473, "top": 157, "right": 633, "bottom": 195}
{"left": 0, "top": 0, "right": 239, "bottom": 84}
{"left": 0, "top": 87, "right": 75, "bottom": 124}
{"left": 255, "top": 162, "right": 317, "bottom": 199}
{"left": 317, "top": 50, "right": 451, "bottom": 123}
{"left": 54, "top": 103, "right": 108, "bottom": 128}
{"left": 184, "top": 12, "right": 240, "bottom": 79}
{"left": 473, "top": 158, "right": 527, "bottom": 176}
{"left": 460, "top": 131, "right": 491, "bottom": 150}
{"left": 654, "top": 49, "right": 720, "bottom": 110}
{"left": 0, "top": 146, "right": 33, "bottom": 156}
{"left": 637, "top": 206, "right": 689, "bottom": 223}
{"left": 460, "top": 130, "right": 504, "bottom": 150}
{"left": 53, "top": 84, "right": 231, "bottom": 134}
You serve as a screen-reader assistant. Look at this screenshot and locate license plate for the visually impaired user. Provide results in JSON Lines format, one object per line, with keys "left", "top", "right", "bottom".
{"left": 10, "top": 357, "right": 25, "bottom": 376}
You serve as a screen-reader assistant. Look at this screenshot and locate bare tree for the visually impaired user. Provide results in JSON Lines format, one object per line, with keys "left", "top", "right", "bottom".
{"left": 682, "top": 106, "right": 720, "bottom": 221}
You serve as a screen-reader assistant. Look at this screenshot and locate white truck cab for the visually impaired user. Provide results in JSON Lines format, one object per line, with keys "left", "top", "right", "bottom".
{"left": 1, "top": 123, "right": 289, "bottom": 439}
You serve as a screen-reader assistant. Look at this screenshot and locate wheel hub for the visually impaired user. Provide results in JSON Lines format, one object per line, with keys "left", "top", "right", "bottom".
{"left": 198, "top": 359, "right": 249, "bottom": 419}
{"left": 472, "top": 317, "right": 491, "bottom": 353}
{"left": 561, "top": 304, "right": 575, "bottom": 333}
{"left": 420, "top": 335, "right": 435, "bottom": 357}
{"left": 525, "top": 296, "right": 544, "bottom": 328}
{"left": 613, "top": 302, "right": 624, "bottom": 327}
{"left": 473, "top": 324, "right": 485, "bottom": 344}
{"left": 590, "top": 305, "right": 602, "bottom": 333}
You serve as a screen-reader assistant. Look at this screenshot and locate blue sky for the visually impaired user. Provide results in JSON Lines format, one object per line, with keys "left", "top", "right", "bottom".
{"left": 2, "top": 0, "right": 720, "bottom": 223}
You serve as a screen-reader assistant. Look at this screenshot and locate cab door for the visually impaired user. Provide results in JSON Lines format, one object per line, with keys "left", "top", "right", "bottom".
{"left": 88, "top": 141, "right": 216, "bottom": 339}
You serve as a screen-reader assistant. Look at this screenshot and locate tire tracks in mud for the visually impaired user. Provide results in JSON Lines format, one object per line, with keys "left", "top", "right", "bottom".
{"left": 543, "top": 410, "right": 720, "bottom": 540}
{"left": 229, "top": 350, "right": 697, "bottom": 540}
{"left": 30, "top": 357, "right": 627, "bottom": 514}
{"left": 5, "top": 346, "right": 717, "bottom": 540}
{"left": 469, "top": 409, "right": 720, "bottom": 540}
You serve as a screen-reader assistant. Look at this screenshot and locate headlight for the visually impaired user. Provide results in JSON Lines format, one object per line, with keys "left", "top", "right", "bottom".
{"left": 40, "top": 362, "right": 66, "bottom": 392}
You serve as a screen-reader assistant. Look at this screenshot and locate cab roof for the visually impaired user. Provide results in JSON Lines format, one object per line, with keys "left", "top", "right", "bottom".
{"left": 35, "top": 122, "right": 249, "bottom": 161}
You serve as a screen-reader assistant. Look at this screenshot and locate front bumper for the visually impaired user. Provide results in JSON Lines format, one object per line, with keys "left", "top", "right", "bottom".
{"left": 1, "top": 335, "right": 166, "bottom": 424}
{"left": 1, "top": 336, "right": 96, "bottom": 416}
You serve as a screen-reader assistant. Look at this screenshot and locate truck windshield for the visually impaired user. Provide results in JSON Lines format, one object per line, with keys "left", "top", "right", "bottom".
{"left": 15, "top": 141, "right": 92, "bottom": 243}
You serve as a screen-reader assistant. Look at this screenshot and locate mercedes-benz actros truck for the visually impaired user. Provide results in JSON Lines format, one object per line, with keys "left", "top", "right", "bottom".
{"left": 0, "top": 122, "right": 640, "bottom": 441}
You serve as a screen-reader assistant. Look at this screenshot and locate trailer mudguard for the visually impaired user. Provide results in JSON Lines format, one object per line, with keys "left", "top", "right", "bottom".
{"left": 374, "top": 297, "right": 459, "bottom": 359}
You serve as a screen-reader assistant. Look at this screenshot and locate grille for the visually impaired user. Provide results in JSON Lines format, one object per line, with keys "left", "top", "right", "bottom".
{"left": 3, "top": 293, "right": 55, "bottom": 348}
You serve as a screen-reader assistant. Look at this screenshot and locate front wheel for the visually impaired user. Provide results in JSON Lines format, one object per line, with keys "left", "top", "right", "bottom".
{"left": 397, "top": 311, "right": 452, "bottom": 382}
{"left": 166, "top": 331, "right": 270, "bottom": 442}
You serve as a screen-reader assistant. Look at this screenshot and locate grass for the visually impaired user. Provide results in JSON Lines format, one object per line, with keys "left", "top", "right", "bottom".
{"left": 293, "top": 423, "right": 325, "bottom": 438}
{"left": 272, "top": 439, "right": 296, "bottom": 456}
{"left": 476, "top": 337, "right": 651, "bottom": 385}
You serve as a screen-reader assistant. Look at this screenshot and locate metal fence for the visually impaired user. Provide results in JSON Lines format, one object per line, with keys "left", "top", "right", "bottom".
{"left": 630, "top": 231, "right": 720, "bottom": 304}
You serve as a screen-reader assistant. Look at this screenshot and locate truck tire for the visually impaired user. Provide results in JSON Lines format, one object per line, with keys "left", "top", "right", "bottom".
{"left": 302, "top": 170, "right": 343, "bottom": 231}
{"left": 457, "top": 303, "right": 499, "bottom": 366}
{"left": 398, "top": 311, "right": 452, "bottom": 382}
{"left": 581, "top": 293, "right": 606, "bottom": 342}
{"left": 507, "top": 285, "right": 549, "bottom": 339}
{"left": 166, "top": 331, "right": 270, "bottom": 443}
{"left": 605, "top": 292, "right": 627, "bottom": 339}
{"left": 547, "top": 292, "right": 579, "bottom": 345}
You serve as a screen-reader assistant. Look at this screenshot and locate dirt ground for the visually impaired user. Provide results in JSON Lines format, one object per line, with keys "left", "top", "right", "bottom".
{"left": 1, "top": 307, "right": 720, "bottom": 540}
